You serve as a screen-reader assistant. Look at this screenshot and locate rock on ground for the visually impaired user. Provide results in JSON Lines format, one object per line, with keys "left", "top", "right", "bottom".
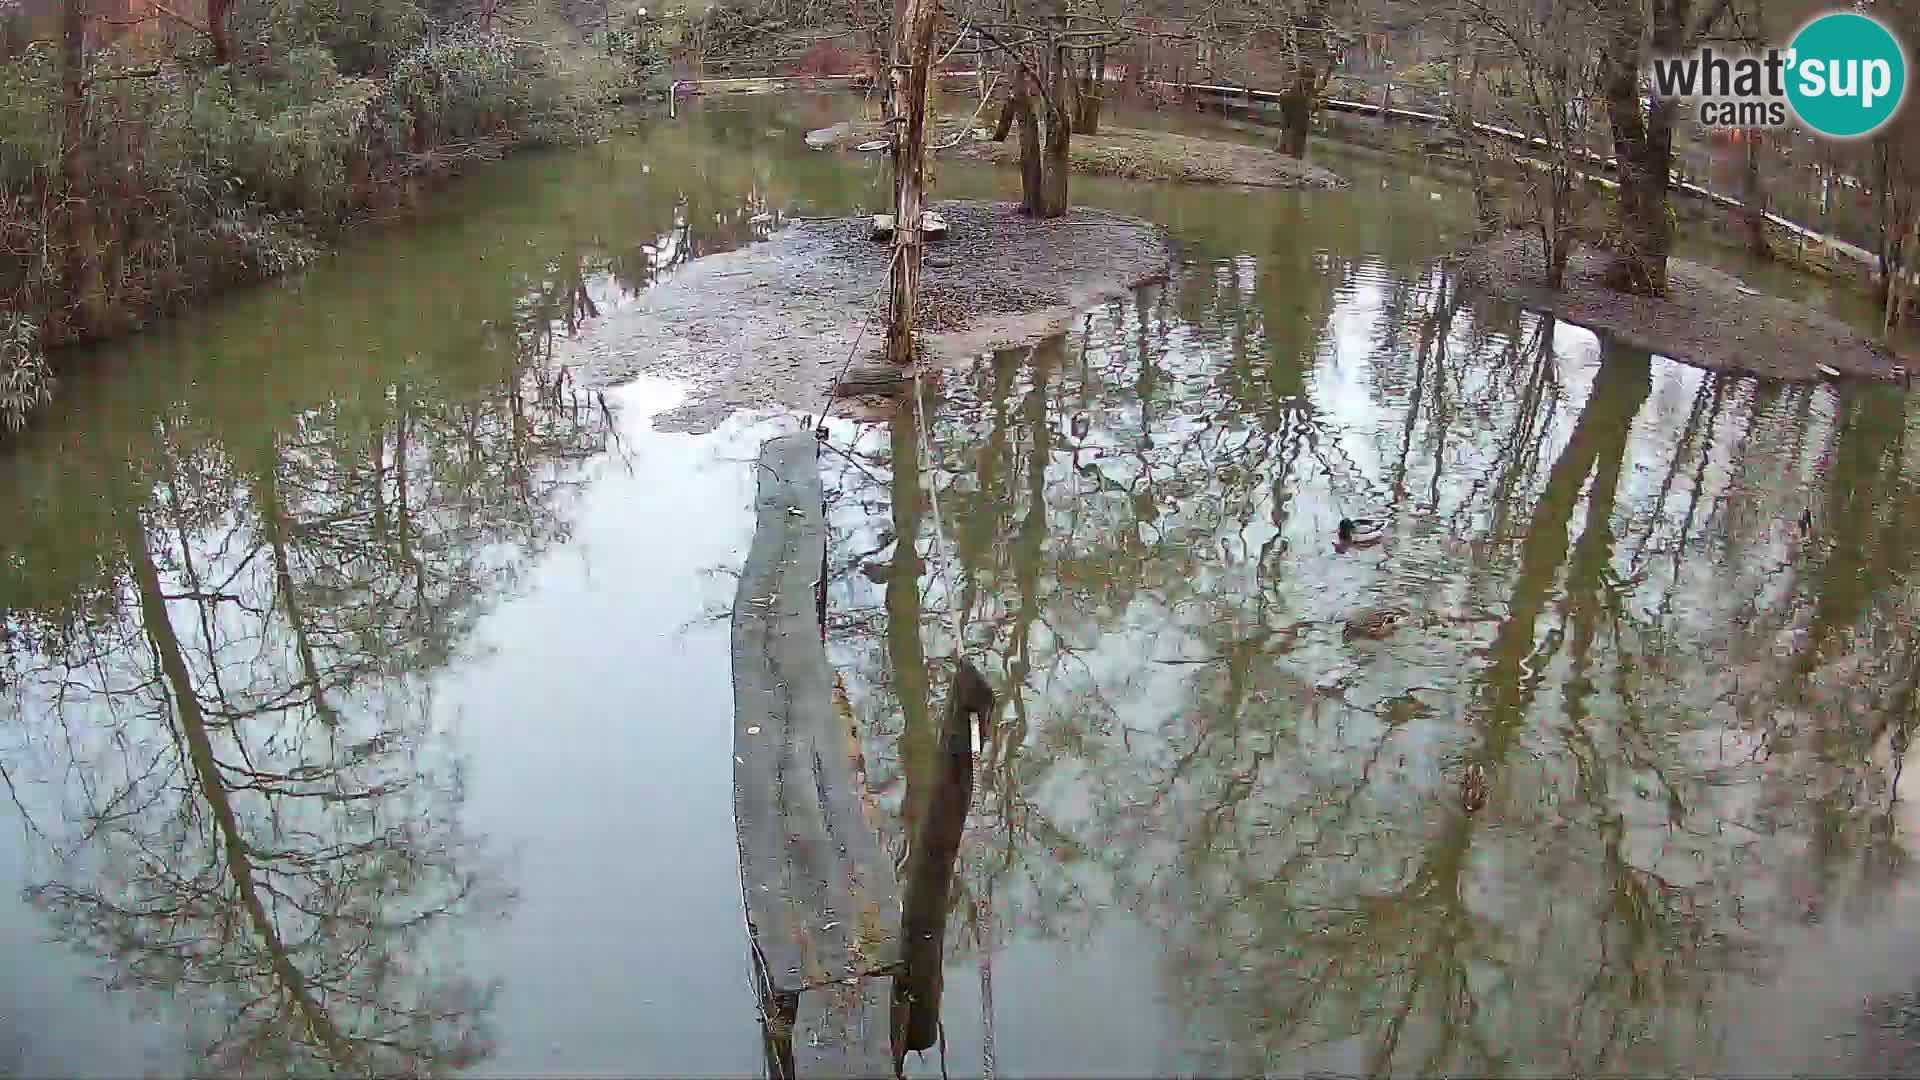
{"left": 1458, "top": 231, "right": 1900, "bottom": 382}
{"left": 567, "top": 200, "right": 1171, "bottom": 431}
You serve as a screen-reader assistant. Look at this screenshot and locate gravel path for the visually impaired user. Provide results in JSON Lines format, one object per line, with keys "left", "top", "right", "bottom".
{"left": 568, "top": 200, "right": 1171, "bottom": 431}
{"left": 1459, "top": 231, "right": 1901, "bottom": 381}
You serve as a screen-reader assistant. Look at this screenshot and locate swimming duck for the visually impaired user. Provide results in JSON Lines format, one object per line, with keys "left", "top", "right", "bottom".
{"left": 1461, "top": 763, "right": 1489, "bottom": 814}
{"left": 1342, "top": 605, "right": 1407, "bottom": 641}
{"left": 1337, "top": 517, "right": 1387, "bottom": 549}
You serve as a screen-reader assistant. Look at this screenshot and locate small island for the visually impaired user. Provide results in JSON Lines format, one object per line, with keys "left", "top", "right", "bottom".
{"left": 813, "top": 118, "right": 1347, "bottom": 189}
{"left": 568, "top": 199, "right": 1172, "bottom": 431}
{"left": 1461, "top": 231, "right": 1904, "bottom": 382}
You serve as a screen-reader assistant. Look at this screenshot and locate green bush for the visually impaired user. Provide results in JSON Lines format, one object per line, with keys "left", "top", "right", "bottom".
{"left": 1397, "top": 61, "right": 1452, "bottom": 91}
{"left": 229, "top": 0, "right": 428, "bottom": 76}
{"left": 598, "top": 17, "right": 668, "bottom": 90}
{"left": 1, "top": 7, "right": 616, "bottom": 420}
{"left": 0, "top": 314, "right": 50, "bottom": 434}
{"left": 0, "top": 43, "right": 59, "bottom": 188}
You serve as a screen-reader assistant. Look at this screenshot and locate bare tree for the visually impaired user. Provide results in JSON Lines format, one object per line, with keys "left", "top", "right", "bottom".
{"left": 1590, "top": 0, "right": 1738, "bottom": 295}
{"left": 1274, "top": 0, "right": 1338, "bottom": 158}
{"left": 884, "top": 0, "right": 941, "bottom": 363}
{"left": 1448, "top": 0, "right": 1502, "bottom": 237}
{"left": 58, "top": 0, "right": 104, "bottom": 338}
{"left": 1871, "top": 1, "right": 1920, "bottom": 335}
{"left": 1465, "top": 0, "right": 1604, "bottom": 287}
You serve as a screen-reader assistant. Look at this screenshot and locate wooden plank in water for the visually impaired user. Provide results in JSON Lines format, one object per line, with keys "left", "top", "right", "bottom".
{"left": 792, "top": 976, "right": 894, "bottom": 1078}
{"left": 734, "top": 433, "right": 903, "bottom": 996}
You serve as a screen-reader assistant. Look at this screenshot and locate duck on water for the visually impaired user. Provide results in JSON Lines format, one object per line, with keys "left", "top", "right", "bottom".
{"left": 1336, "top": 517, "right": 1386, "bottom": 552}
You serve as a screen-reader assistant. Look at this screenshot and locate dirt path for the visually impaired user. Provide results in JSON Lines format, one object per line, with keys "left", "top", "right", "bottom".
{"left": 1459, "top": 232, "right": 1901, "bottom": 381}
{"left": 569, "top": 200, "right": 1171, "bottom": 431}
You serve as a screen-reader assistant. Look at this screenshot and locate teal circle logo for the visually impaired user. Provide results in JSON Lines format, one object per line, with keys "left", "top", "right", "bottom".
{"left": 1786, "top": 12, "right": 1907, "bottom": 138}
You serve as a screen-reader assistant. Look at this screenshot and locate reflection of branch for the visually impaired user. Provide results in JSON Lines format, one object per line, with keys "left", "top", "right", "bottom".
{"left": 126, "top": 513, "right": 359, "bottom": 1068}
{"left": 0, "top": 759, "right": 45, "bottom": 844}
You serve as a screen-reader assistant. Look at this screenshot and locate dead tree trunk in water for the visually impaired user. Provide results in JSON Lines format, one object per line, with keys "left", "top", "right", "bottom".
{"left": 884, "top": 0, "right": 940, "bottom": 365}
{"left": 890, "top": 659, "right": 992, "bottom": 1070}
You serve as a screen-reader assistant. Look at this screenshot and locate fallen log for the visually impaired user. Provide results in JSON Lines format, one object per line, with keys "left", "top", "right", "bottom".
{"left": 734, "top": 433, "right": 903, "bottom": 1077}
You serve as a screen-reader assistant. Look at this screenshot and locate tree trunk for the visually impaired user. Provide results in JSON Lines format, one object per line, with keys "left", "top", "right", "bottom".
{"left": 1013, "top": 68, "right": 1043, "bottom": 213}
{"left": 1278, "top": 70, "right": 1313, "bottom": 159}
{"left": 58, "top": 0, "right": 104, "bottom": 341}
{"left": 208, "top": 0, "right": 231, "bottom": 64}
{"left": 1742, "top": 130, "right": 1770, "bottom": 257}
{"left": 1598, "top": 0, "right": 1687, "bottom": 296}
{"left": 992, "top": 78, "right": 1017, "bottom": 141}
{"left": 1887, "top": 214, "right": 1916, "bottom": 335}
{"left": 884, "top": 0, "right": 939, "bottom": 365}
{"left": 1453, "top": 12, "right": 1499, "bottom": 238}
{"left": 989, "top": 0, "right": 1018, "bottom": 142}
{"left": 1599, "top": 53, "right": 1674, "bottom": 294}
{"left": 1036, "top": 41, "right": 1070, "bottom": 218}
{"left": 1075, "top": 46, "right": 1104, "bottom": 134}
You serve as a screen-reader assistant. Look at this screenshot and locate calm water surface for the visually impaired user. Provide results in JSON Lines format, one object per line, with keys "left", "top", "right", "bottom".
{"left": 1, "top": 95, "right": 1917, "bottom": 1077}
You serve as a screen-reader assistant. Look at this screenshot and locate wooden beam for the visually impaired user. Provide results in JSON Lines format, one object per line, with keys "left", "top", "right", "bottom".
{"left": 795, "top": 976, "right": 895, "bottom": 1077}
{"left": 733, "top": 434, "right": 904, "bottom": 999}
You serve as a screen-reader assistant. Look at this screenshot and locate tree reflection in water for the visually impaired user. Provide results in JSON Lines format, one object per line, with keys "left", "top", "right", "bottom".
{"left": 1, "top": 304, "right": 615, "bottom": 1073}
{"left": 820, "top": 254, "right": 1920, "bottom": 1075}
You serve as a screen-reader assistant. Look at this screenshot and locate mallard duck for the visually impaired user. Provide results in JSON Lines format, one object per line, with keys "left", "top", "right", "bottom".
{"left": 1461, "top": 763, "right": 1488, "bottom": 814}
{"left": 1342, "top": 605, "right": 1407, "bottom": 641}
{"left": 1337, "top": 517, "right": 1386, "bottom": 549}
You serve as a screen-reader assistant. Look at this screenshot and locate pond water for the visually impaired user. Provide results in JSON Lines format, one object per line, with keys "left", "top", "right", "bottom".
{"left": 2, "top": 94, "right": 1917, "bottom": 1077}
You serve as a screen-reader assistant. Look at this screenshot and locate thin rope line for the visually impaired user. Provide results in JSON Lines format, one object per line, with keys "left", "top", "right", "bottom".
{"left": 814, "top": 247, "right": 903, "bottom": 432}
{"left": 978, "top": 895, "right": 996, "bottom": 1080}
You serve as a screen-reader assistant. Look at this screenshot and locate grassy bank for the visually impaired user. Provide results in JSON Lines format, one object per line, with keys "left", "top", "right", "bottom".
{"left": 0, "top": 1, "right": 664, "bottom": 432}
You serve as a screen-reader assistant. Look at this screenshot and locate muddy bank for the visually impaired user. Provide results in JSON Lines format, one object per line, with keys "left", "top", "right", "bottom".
{"left": 1459, "top": 231, "right": 1900, "bottom": 381}
{"left": 569, "top": 199, "right": 1171, "bottom": 431}
{"left": 816, "top": 120, "right": 1346, "bottom": 190}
